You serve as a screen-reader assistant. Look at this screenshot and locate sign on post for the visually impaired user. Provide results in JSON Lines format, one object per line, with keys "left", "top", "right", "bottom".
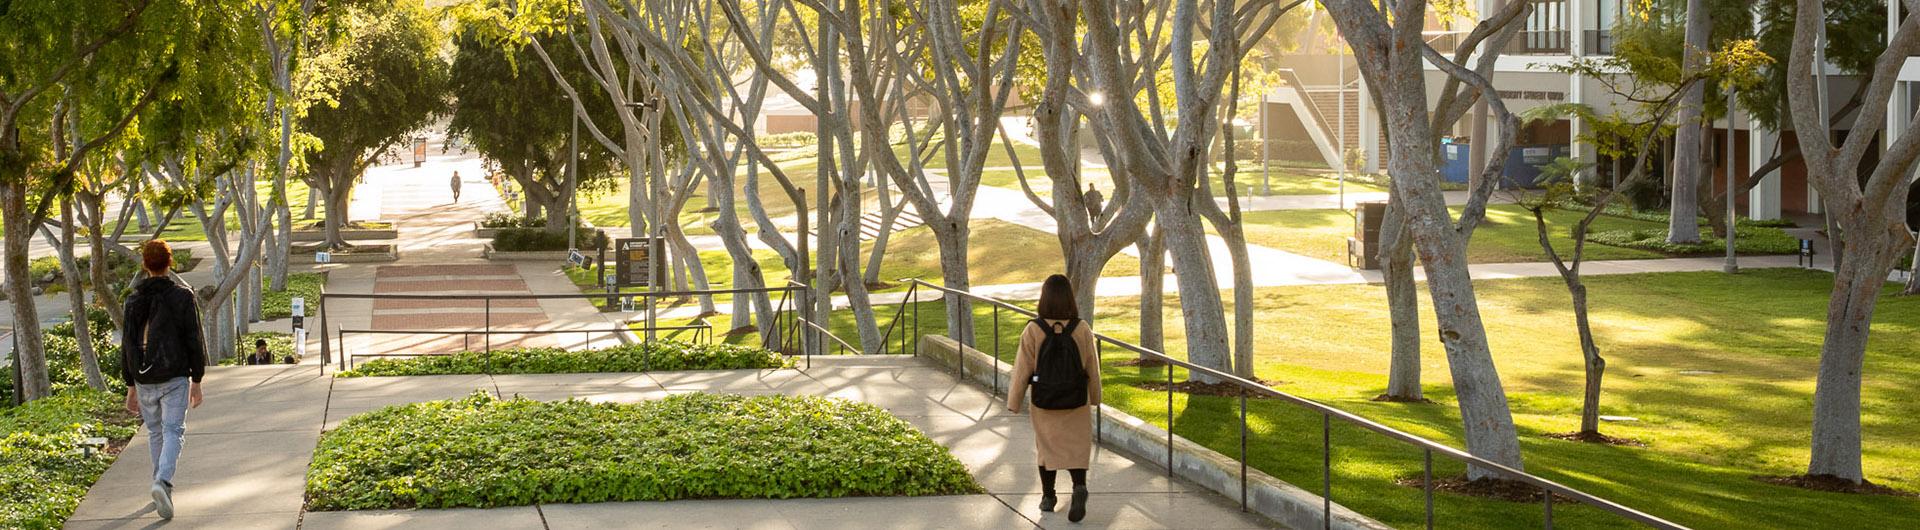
{"left": 314, "top": 251, "right": 331, "bottom": 264}
{"left": 567, "top": 250, "right": 587, "bottom": 267}
{"left": 290, "top": 297, "right": 307, "bottom": 362}
{"left": 613, "top": 237, "right": 669, "bottom": 288}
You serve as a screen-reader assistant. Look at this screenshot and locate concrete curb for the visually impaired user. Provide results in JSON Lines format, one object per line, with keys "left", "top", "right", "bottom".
{"left": 482, "top": 243, "right": 573, "bottom": 262}
{"left": 918, "top": 335, "right": 1393, "bottom": 530}
{"left": 290, "top": 225, "right": 399, "bottom": 242}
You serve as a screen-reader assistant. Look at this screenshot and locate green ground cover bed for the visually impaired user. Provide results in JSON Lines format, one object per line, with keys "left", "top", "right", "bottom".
{"left": 305, "top": 392, "right": 980, "bottom": 510}
{"left": 850, "top": 269, "right": 1920, "bottom": 529}
{"left": 218, "top": 331, "right": 300, "bottom": 366}
{"left": 264, "top": 272, "right": 325, "bottom": 320}
{"left": 336, "top": 341, "right": 787, "bottom": 377}
{"left": 0, "top": 390, "right": 140, "bottom": 529}
{"left": 1587, "top": 225, "right": 1800, "bottom": 256}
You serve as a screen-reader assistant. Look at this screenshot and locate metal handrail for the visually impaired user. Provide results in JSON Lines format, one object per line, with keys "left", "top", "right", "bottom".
{"left": 903, "top": 278, "right": 1689, "bottom": 530}
{"left": 320, "top": 285, "right": 809, "bottom": 371}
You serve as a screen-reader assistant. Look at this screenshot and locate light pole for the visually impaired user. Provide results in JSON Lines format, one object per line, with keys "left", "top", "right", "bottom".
{"left": 568, "top": 99, "right": 579, "bottom": 252}
{"left": 1724, "top": 88, "right": 1738, "bottom": 273}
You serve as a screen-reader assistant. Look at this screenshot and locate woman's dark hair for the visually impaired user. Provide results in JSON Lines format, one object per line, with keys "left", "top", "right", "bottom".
{"left": 1037, "top": 274, "right": 1078, "bottom": 320}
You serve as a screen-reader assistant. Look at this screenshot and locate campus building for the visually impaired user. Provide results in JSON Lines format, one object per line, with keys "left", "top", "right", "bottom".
{"left": 1265, "top": 0, "right": 1915, "bottom": 222}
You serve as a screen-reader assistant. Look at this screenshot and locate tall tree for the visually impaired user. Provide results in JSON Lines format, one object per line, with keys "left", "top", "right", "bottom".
{"left": 1784, "top": 0, "right": 1920, "bottom": 485}
{"left": 1319, "top": 0, "right": 1533, "bottom": 478}
{"left": 1, "top": 0, "right": 251, "bottom": 401}
{"left": 1009, "top": 0, "right": 1297, "bottom": 382}
{"left": 300, "top": 0, "right": 448, "bottom": 250}
{"left": 1665, "top": 0, "right": 1712, "bottom": 243}
{"left": 448, "top": 18, "right": 621, "bottom": 235}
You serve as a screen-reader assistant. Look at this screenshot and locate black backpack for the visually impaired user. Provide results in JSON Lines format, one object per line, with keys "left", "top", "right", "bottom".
{"left": 1028, "top": 318, "right": 1089, "bottom": 410}
{"left": 134, "top": 288, "right": 177, "bottom": 377}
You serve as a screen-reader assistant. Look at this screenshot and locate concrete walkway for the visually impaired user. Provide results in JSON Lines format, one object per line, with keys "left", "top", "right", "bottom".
{"left": 68, "top": 356, "right": 1276, "bottom": 529}
{"left": 315, "top": 134, "right": 629, "bottom": 363}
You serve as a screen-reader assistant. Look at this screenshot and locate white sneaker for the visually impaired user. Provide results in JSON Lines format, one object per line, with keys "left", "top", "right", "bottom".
{"left": 151, "top": 482, "right": 173, "bottom": 520}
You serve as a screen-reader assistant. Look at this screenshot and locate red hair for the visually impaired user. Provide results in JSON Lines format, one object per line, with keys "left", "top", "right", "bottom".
{"left": 141, "top": 240, "right": 173, "bottom": 274}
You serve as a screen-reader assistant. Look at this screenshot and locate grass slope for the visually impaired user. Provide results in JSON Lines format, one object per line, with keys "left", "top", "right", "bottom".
{"left": 1237, "top": 205, "right": 1795, "bottom": 264}
{"left": 852, "top": 269, "right": 1920, "bottom": 529}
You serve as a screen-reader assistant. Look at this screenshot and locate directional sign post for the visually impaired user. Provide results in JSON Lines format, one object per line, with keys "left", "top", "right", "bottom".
{"left": 290, "top": 297, "right": 307, "bottom": 361}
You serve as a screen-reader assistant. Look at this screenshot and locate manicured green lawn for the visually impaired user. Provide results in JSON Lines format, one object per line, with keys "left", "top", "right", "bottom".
{"left": 1209, "top": 163, "right": 1385, "bottom": 196}
{"left": 306, "top": 392, "right": 979, "bottom": 510}
{"left": 566, "top": 219, "right": 1140, "bottom": 305}
{"left": 577, "top": 148, "right": 819, "bottom": 232}
{"left": 1241, "top": 205, "right": 1677, "bottom": 264}
{"left": 852, "top": 269, "right": 1920, "bottom": 529}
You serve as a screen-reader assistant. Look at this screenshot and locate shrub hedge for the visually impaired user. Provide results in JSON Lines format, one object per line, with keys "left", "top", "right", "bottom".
{"left": 2, "top": 310, "right": 127, "bottom": 404}
{"left": 335, "top": 341, "right": 787, "bottom": 377}
{"left": 491, "top": 227, "right": 604, "bottom": 252}
{"left": 1586, "top": 225, "right": 1801, "bottom": 256}
{"left": 0, "top": 390, "right": 140, "bottom": 529}
{"left": 305, "top": 392, "right": 980, "bottom": 510}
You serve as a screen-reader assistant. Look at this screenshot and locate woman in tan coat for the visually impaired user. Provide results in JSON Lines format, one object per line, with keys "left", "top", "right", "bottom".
{"left": 1008, "top": 274, "right": 1102, "bottom": 522}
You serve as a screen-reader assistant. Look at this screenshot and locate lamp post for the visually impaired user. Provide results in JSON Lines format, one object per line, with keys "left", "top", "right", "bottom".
{"left": 1724, "top": 88, "right": 1738, "bottom": 273}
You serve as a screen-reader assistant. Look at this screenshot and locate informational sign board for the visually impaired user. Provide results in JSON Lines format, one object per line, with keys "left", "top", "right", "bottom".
{"left": 314, "top": 252, "right": 331, "bottom": 264}
{"left": 613, "top": 237, "right": 668, "bottom": 288}
{"left": 290, "top": 297, "right": 306, "bottom": 330}
{"left": 412, "top": 137, "right": 428, "bottom": 167}
{"left": 567, "top": 250, "right": 587, "bottom": 267}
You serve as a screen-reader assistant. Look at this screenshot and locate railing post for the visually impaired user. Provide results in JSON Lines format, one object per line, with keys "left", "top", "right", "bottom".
{"left": 991, "top": 305, "right": 1000, "bottom": 396}
{"left": 1424, "top": 448, "right": 1435, "bottom": 530}
{"left": 484, "top": 298, "right": 493, "bottom": 354}
{"left": 1095, "top": 341, "right": 1103, "bottom": 440}
{"left": 1323, "top": 412, "right": 1332, "bottom": 530}
{"left": 1166, "top": 364, "right": 1174, "bottom": 476}
{"left": 1544, "top": 485, "right": 1554, "bottom": 530}
{"left": 318, "top": 291, "right": 330, "bottom": 367}
{"left": 1240, "top": 392, "right": 1249, "bottom": 512}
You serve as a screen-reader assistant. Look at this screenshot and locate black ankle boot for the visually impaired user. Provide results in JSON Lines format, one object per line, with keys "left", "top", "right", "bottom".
{"left": 1038, "top": 466, "right": 1058, "bottom": 512}
{"left": 1068, "top": 485, "right": 1088, "bottom": 522}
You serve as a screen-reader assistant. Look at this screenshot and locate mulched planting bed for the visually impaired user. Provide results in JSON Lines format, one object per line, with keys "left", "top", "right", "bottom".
{"left": 1394, "top": 475, "right": 1581, "bottom": 504}
{"left": 1544, "top": 431, "right": 1647, "bottom": 447}
{"left": 1132, "top": 378, "right": 1284, "bottom": 398}
{"left": 1754, "top": 475, "right": 1919, "bottom": 497}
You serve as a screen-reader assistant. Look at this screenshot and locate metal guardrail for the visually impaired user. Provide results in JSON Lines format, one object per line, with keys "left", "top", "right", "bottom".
{"left": 319, "top": 285, "right": 808, "bottom": 371}
{"left": 885, "top": 279, "right": 1690, "bottom": 530}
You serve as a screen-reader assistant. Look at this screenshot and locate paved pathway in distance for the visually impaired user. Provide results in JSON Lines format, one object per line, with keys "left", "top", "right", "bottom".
{"left": 69, "top": 357, "right": 1277, "bottom": 529}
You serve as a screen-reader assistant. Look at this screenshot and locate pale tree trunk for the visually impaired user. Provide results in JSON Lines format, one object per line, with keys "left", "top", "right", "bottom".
{"left": 1666, "top": 0, "right": 1709, "bottom": 244}
{"left": 863, "top": 191, "right": 898, "bottom": 289}
{"left": 1381, "top": 198, "right": 1423, "bottom": 401}
{"left": 1807, "top": 241, "right": 1902, "bottom": 479}
{"left": 2, "top": 180, "right": 53, "bottom": 401}
{"left": 1321, "top": 0, "right": 1535, "bottom": 480}
{"left": 81, "top": 192, "right": 125, "bottom": 332}
{"left": 48, "top": 204, "right": 108, "bottom": 391}
{"left": 1153, "top": 204, "right": 1232, "bottom": 383}
{"left": 1138, "top": 222, "right": 1166, "bottom": 359}
{"left": 932, "top": 221, "right": 974, "bottom": 347}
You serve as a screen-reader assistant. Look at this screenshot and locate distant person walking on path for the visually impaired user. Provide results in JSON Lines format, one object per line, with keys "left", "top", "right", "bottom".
{"left": 120, "top": 240, "right": 207, "bottom": 521}
{"left": 450, "top": 171, "right": 463, "bottom": 203}
{"left": 1008, "top": 274, "right": 1103, "bottom": 523}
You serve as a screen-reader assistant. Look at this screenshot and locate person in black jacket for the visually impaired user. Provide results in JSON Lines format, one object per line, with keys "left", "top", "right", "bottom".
{"left": 120, "top": 240, "right": 206, "bottom": 521}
